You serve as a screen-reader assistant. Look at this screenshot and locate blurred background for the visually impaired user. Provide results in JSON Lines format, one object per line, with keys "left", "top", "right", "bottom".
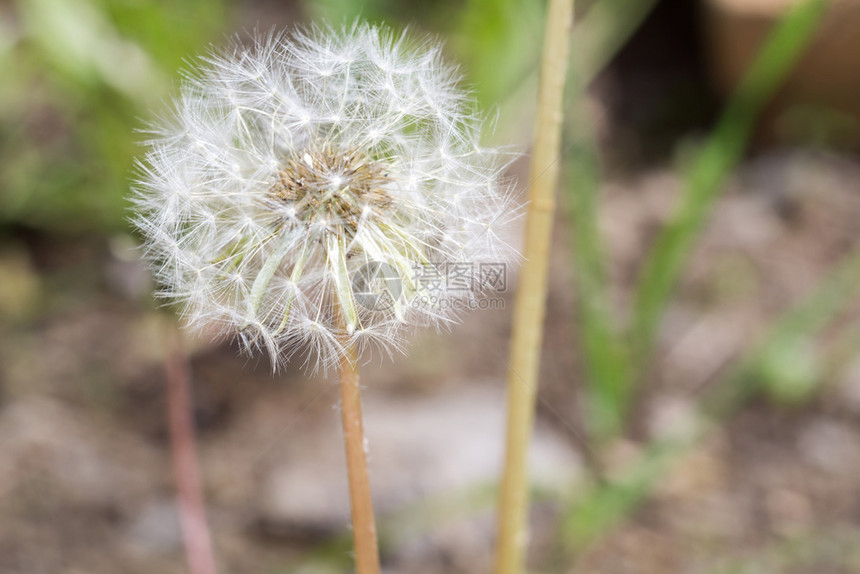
{"left": 3, "top": 0, "right": 860, "bottom": 572}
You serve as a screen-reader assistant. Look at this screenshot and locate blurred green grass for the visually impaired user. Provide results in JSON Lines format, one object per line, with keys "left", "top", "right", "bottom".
{"left": 566, "top": 0, "right": 830, "bottom": 444}
{"left": 0, "top": 0, "right": 539, "bottom": 233}
{"left": 0, "top": 0, "right": 226, "bottom": 233}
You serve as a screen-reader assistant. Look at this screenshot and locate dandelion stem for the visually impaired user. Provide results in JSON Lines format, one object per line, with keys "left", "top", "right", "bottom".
{"left": 495, "top": 0, "right": 573, "bottom": 572}
{"left": 338, "top": 336, "right": 381, "bottom": 574}
{"left": 165, "top": 326, "right": 218, "bottom": 574}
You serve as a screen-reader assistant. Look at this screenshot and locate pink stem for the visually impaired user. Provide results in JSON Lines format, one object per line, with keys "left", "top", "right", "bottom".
{"left": 165, "top": 331, "right": 218, "bottom": 574}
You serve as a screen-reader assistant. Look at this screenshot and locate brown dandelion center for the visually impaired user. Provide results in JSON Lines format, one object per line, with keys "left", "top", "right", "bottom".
{"left": 272, "top": 144, "right": 392, "bottom": 236}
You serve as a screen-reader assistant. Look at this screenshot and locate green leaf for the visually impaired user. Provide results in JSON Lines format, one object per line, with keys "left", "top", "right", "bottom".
{"left": 629, "top": 0, "right": 829, "bottom": 371}
{"left": 561, "top": 0, "right": 661, "bottom": 442}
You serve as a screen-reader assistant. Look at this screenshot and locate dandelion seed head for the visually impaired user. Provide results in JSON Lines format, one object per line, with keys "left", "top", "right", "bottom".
{"left": 132, "top": 22, "right": 520, "bottom": 371}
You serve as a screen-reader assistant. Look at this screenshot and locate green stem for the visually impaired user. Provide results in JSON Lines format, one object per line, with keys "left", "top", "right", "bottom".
{"left": 494, "top": 0, "right": 574, "bottom": 572}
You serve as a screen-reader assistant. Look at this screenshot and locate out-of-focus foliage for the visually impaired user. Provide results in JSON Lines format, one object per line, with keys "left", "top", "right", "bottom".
{"left": 0, "top": 0, "right": 226, "bottom": 232}
{"left": 630, "top": 0, "right": 828, "bottom": 371}
{"left": 757, "top": 335, "right": 821, "bottom": 406}
{"left": 308, "top": 0, "right": 543, "bottom": 111}
{"left": 0, "top": 0, "right": 540, "bottom": 233}
{"left": 566, "top": 0, "right": 829, "bottom": 441}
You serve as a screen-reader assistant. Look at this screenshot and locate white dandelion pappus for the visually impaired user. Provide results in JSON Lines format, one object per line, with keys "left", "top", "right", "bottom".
{"left": 132, "top": 23, "right": 520, "bottom": 370}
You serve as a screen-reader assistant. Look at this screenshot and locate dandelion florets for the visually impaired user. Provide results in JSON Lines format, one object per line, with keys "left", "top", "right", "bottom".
{"left": 132, "top": 23, "right": 520, "bottom": 370}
